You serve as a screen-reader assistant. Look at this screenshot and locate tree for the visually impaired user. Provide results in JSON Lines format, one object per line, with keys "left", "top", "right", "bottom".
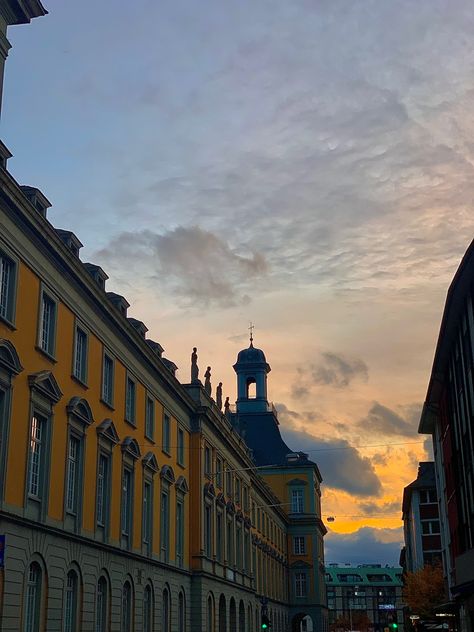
{"left": 330, "top": 612, "right": 371, "bottom": 632}
{"left": 403, "top": 564, "right": 446, "bottom": 619}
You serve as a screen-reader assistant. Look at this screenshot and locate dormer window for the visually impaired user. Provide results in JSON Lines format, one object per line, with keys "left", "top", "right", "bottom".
{"left": 146, "top": 339, "right": 164, "bottom": 358}
{"left": 127, "top": 318, "right": 148, "bottom": 338}
{"left": 55, "top": 230, "right": 83, "bottom": 258}
{"left": 20, "top": 186, "right": 51, "bottom": 219}
{"left": 106, "top": 292, "right": 130, "bottom": 317}
{"left": 83, "top": 263, "right": 108, "bottom": 290}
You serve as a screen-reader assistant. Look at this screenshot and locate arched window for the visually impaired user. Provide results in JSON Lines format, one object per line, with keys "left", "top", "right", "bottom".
{"left": 24, "top": 562, "right": 42, "bottom": 632}
{"left": 121, "top": 580, "right": 133, "bottom": 631}
{"left": 239, "top": 600, "right": 245, "bottom": 632}
{"left": 143, "top": 584, "right": 153, "bottom": 632}
{"left": 64, "top": 569, "right": 79, "bottom": 632}
{"left": 178, "top": 591, "right": 186, "bottom": 632}
{"left": 219, "top": 595, "right": 226, "bottom": 632}
{"left": 229, "top": 597, "right": 237, "bottom": 632}
{"left": 96, "top": 576, "right": 109, "bottom": 632}
{"left": 246, "top": 377, "right": 256, "bottom": 399}
{"left": 247, "top": 605, "right": 252, "bottom": 632}
{"left": 207, "top": 594, "right": 215, "bottom": 632}
{"left": 162, "top": 587, "right": 170, "bottom": 632}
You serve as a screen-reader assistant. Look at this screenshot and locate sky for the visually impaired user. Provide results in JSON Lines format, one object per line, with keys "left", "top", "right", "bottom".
{"left": 4, "top": 0, "right": 474, "bottom": 566}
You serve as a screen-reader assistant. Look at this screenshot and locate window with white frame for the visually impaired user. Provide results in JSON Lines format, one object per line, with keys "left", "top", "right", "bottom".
{"left": 419, "top": 489, "right": 437, "bottom": 504}
{"left": 295, "top": 572, "right": 307, "bottom": 597}
{"left": 121, "top": 467, "right": 133, "bottom": 538}
{"left": 101, "top": 353, "right": 114, "bottom": 406}
{"left": 291, "top": 489, "right": 304, "bottom": 513}
{"left": 160, "top": 487, "right": 169, "bottom": 561}
{"left": 143, "top": 585, "right": 153, "bottom": 632}
{"left": 24, "top": 562, "right": 42, "bottom": 632}
{"left": 73, "top": 325, "right": 88, "bottom": 383}
{"left": 421, "top": 519, "right": 440, "bottom": 535}
{"left": 142, "top": 480, "right": 152, "bottom": 552}
{"left": 125, "top": 377, "right": 136, "bottom": 424}
{"left": 177, "top": 427, "right": 185, "bottom": 465}
{"left": 145, "top": 396, "right": 155, "bottom": 440}
{"left": 96, "top": 454, "right": 109, "bottom": 527}
{"left": 66, "top": 436, "right": 81, "bottom": 514}
{"left": 176, "top": 497, "right": 184, "bottom": 566}
{"left": 28, "top": 414, "right": 46, "bottom": 498}
{"left": 162, "top": 413, "right": 170, "bottom": 453}
{"left": 64, "top": 569, "right": 78, "bottom": 632}
{"left": 0, "top": 250, "right": 16, "bottom": 324}
{"left": 96, "top": 576, "right": 108, "bottom": 632}
{"left": 294, "top": 536, "right": 306, "bottom": 555}
{"left": 39, "top": 290, "right": 57, "bottom": 356}
{"left": 204, "top": 446, "right": 211, "bottom": 477}
{"left": 121, "top": 581, "right": 133, "bottom": 632}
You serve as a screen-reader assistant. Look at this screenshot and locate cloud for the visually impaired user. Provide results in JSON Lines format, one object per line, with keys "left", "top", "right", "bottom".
{"left": 325, "top": 527, "right": 404, "bottom": 566}
{"left": 358, "top": 501, "right": 400, "bottom": 516}
{"left": 358, "top": 402, "right": 421, "bottom": 437}
{"left": 280, "top": 426, "right": 382, "bottom": 497}
{"left": 95, "top": 226, "right": 268, "bottom": 308}
{"left": 311, "top": 352, "right": 369, "bottom": 389}
{"left": 292, "top": 352, "right": 369, "bottom": 398}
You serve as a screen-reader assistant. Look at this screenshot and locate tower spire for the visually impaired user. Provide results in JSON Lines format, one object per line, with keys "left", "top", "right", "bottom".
{"left": 248, "top": 321, "right": 254, "bottom": 347}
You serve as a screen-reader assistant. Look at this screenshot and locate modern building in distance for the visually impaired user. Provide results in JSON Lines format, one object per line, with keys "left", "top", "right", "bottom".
{"left": 325, "top": 565, "right": 404, "bottom": 632}
{"left": 419, "top": 238, "right": 474, "bottom": 632}
{"left": 0, "top": 2, "right": 327, "bottom": 630}
{"left": 400, "top": 462, "right": 442, "bottom": 572}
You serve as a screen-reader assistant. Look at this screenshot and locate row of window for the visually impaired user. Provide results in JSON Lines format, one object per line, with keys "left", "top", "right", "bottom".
{"left": 22, "top": 560, "right": 185, "bottom": 632}
{"left": 0, "top": 249, "right": 187, "bottom": 460}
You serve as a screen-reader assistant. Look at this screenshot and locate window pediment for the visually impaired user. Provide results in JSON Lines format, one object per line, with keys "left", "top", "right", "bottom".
{"left": 290, "top": 560, "right": 312, "bottom": 569}
{"left": 160, "top": 464, "right": 175, "bottom": 484}
{"left": 122, "top": 437, "right": 141, "bottom": 459}
{"left": 96, "top": 418, "right": 120, "bottom": 445}
{"left": 287, "top": 478, "right": 308, "bottom": 486}
{"left": 0, "top": 339, "right": 23, "bottom": 375}
{"left": 142, "top": 451, "right": 159, "bottom": 473}
{"left": 28, "top": 370, "right": 62, "bottom": 403}
{"left": 175, "top": 475, "right": 189, "bottom": 494}
{"left": 67, "top": 396, "right": 94, "bottom": 425}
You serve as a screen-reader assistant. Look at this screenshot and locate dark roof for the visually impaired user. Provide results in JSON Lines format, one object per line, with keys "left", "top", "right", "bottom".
{"left": 236, "top": 412, "right": 291, "bottom": 466}
{"left": 402, "top": 461, "right": 436, "bottom": 514}
{"left": 419, "top": 239, "right": 474, "bottom": 433}
{"left": 234, "top": 343, "right": 270, "bottom": 370}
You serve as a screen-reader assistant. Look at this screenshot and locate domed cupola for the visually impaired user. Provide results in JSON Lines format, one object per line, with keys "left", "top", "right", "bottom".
{"left": 233, "top": 332, "right": 271, "bottom": 413}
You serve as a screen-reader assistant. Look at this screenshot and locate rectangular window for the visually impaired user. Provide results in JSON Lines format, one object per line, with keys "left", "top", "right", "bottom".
{"left": 295, "top": 572, "right": 307, "bottom": 597}
{"left": 294, "top": 536, "right": 306, "bottom": 555}
{"left": 145, "top": 396, "right": 155, "bottom": 440}
{"left": 227, "top": 520, "right": 233, "bottom": 564}
{"left": 291, "top": 489, "right": 304, "bottom": 513}
{"left": 162, "top": 414, "right": 170, "bottom": 453}
{"left": 176, "top": 427, "right": 185, "bottom": 465}
{"left": 73, "top": 326, "right": 88, "bottom": 383}
{"left": 216, "top": 512, "right": 223, "bottom": 562}
{"left": 176, "top": 499, "right": 184, "bottom": 567}
{"left": 28, "top": 414, "right": 46, "bottom": 498}
{"left": 422, "top": 520, "right": 440, "bottom": 535}
{"left": 125, "top": 377, "right": 136, "bottom": 424}
{"left": 235, "top": 478, "right": 241, "bottom": 504}
{"left": 102, "top": 353, "right": 114, "bottom": 406}
{"left": 142, "top": 481, "right": 152, "bottom": 549}
{"left": 39, "top": 291, "right": 56, "bottom": 356}
{"left": 121, "top": 468, "right": 133, "bottom": 536}
{"left": 160, "top": 490, "right": 169, "bottom": 560}
{"left": 419, "top": 489, "right": 437, "bottom": 504}
{"left": 66, "top": 436, "right": 81, "bottom": 513}
{"left": 205, "top": 504, "right": 212, "bottom": 556}
{"left": 216, "top": 457, "right": 223, "bottom": 489}
{"left": 243, "top": 486, "right": 248, "bottom": 511}
{"left": 204, "top": 446, "right": 211, "bottom": 476}
{"left": 226, "top": 470, "right": 232, "bottom": 497}
{"left": 0, "top": 252, "right": 16, "bottom": 323}
{"left": 96, "top": 454, "right": 109, "bottom": 526}
{"left": 236, "top": 525, "right": 242, "bottom": 569}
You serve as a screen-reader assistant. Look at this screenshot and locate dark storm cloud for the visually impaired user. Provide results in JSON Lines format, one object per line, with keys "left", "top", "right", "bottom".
{"left": 325, "top": 527, "right": 404, "bottom": 566}
{"left": 280, "top": 427, "right": 382, "bottom": 497}
{"left": 311, "top": 352, "right": 369, "bottom": 389}
{"left": 358, "top": 501, "right": 400, "bottom": 516}
{"left": 358, "top": 402, "right": 421, "bottom": 437}
{"left": 96, "top": 226, "right": 267, "bottom": 308}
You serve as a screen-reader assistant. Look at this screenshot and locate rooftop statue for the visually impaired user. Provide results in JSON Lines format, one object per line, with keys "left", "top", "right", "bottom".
{"left": 191, "top": 347, "right": 199, "bottom": 383}
{"left": 204, "top": 366, "right": 212, "bottom": 396}
{"left": 216, "top": 382, "right": 223, "bottom": 410}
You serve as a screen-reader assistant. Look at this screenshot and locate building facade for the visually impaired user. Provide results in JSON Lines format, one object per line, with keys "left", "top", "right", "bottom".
{"left": 0, "top": 3, "right": 327, "bottom": 630}
{"left": 325, "top": 565, "right": 404, "bottom": 632}
{"left": 419, "top": 239, "right": 474, "bottom": 632}
{"left": 400, "top": 462, "right": 442, "bottom": 573}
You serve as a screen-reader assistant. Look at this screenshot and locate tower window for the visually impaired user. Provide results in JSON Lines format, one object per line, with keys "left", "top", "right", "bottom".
{"left": 246, "top": 377, "right": 256, "bottom": 399}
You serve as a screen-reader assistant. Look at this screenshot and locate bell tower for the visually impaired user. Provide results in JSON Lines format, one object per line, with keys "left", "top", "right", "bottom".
{"left": 233, "top": 331, "right": 271, "bottom": 414}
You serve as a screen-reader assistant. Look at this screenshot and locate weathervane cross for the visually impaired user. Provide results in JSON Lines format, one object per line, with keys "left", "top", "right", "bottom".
{"left": 249, "top": 321, "right": 254, "bottom": 344}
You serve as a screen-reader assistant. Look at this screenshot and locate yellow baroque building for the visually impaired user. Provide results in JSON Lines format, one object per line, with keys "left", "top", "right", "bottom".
{"left": 0, "top": 2, "right": 328, "bottom": 631}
